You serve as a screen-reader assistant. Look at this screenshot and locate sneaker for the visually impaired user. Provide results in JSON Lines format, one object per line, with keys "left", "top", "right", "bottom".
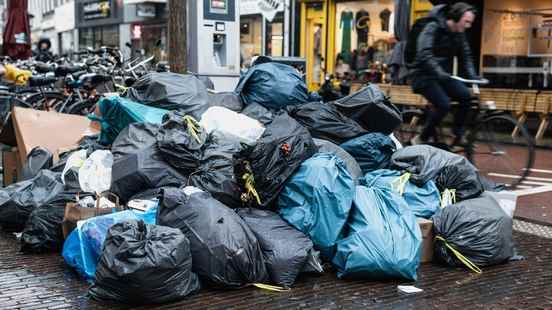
{"left": 410, "top": 134, "right": 424, "bottom": 145}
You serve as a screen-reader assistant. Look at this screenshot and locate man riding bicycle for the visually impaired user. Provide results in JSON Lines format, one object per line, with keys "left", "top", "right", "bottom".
{"left": 407, "top": 2, "right": 478, "bottom": 147}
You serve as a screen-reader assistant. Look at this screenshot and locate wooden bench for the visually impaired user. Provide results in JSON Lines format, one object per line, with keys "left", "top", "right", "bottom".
{"left": 367, "top": 83, "right": 552, "bottom": 142}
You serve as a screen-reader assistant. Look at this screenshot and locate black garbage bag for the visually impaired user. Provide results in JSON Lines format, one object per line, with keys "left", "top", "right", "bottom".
{"left": 236, "top": 208, "right": 318, "bottom": 287}
{"left": 157, "top": 111, "right": 208, "bottom": 174}
{"left": 313, "top": 138, "right": 362, "bottom": 183}
{"left": 50, "top": 134, "right": 108, "bottom": 173}
{"left": 20, "top": 204, "right": 65, "bottom": 253}
{"left": 235, "top": 62, "right": 310, "bottom": 110}
{"left": 111, "top": 122, "right": 160, "bottom": 159}
{"left": 89, "top": 220, "right": 200, "bottom": 304}
{"left": 189, "top": 132, "right": 243, "bottom": 208}
{"left": 241, "top": 102, "right": 276, "bottom": 125}
{"left": 208, "top": 92, "right": 244, "bottom": 112}
{"left": 340, "top": 133, "right": 396, "bottom": 174}
{"left": 234, "top": 112, "right": 317, "bottom": 209}
{"left": 286, "top": 101, "right": 367, "bottom": 145}
{"left": 126, "top": 72, "right": 210, "bottom": 120}
{"left": 21, "top": 147, "right": 53, "bottom": 181}
{"left": 195, "top": 74, "right": 214, "bottom": 90}
{"left": 332, "top": 84, "right": 402, "bottom": 134}
{"left": 390, "top": 145, "right": 483, "bottom": 201}
{"left": 157, "top": 187, "right": 268, "bottom": 287}
{"left": 433, "top": 193, "right": 514, "bottom": 268}
{"left": 0, "top": 170, "right": 64, "bottom": 232}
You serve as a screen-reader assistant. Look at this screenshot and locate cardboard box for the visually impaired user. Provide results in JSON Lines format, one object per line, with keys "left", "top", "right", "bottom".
{"left": 417, "top": 217, "right": 434, "bottom": 263}
{"left": 2, "top": 148, "right": 21, "bottom": 186}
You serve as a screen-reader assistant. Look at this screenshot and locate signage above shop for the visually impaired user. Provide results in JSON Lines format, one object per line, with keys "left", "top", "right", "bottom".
{"left": 257, "top": 0, "right": 283, "bottom": 22}
{"left": 137, "top": 3, "right": 156, "bottom": 17}
{"left": 83, "top": 0, "right": 111, "bottom": 20}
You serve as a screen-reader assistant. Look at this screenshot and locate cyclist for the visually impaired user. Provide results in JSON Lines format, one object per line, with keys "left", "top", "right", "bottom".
{"left": 407, "top": 2, "right": 479, "bottom": 147}
{"left": 33, "top": 37, "right": 55, "bottom": 63}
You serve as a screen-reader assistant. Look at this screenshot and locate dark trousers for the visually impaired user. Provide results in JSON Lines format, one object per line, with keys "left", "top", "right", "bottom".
{"left": 417, "top": 79, "right": 472, "bottom": 142}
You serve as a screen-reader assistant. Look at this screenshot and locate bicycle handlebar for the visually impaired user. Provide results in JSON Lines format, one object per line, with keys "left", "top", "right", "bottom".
{"left": 450, "top": 75, "right": 489, "bottom": 85}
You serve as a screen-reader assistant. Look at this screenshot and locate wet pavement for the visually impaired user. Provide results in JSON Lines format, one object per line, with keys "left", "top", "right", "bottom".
{"left": 1, "top": 222, "right": 552, "bottom": 310}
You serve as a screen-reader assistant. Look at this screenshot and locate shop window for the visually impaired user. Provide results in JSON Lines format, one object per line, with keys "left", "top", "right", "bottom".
{"left": 265, "top": 12, "right": 284, "bottom": 57}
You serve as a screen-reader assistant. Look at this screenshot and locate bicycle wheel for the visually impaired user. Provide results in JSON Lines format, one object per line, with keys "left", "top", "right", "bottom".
{"left": 465, "top": 114, "right": 535, "bottom": 189}
{"left": 25, "top": 91, "right": 66, "bottom": 112}
{"left": 67, "top": 99, "right": 97, "bottom": 116}
{"left": 394, "top": 107, "right": 425, "bottom": 145}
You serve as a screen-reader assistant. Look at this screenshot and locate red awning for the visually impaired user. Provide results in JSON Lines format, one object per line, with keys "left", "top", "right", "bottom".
{"left": 3, "top": 0, "right": 31, "bottom": 60}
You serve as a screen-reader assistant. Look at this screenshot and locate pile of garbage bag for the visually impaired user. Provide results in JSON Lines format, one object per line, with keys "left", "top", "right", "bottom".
{"left": 0, "top": 63, "right": 519, "bottom": 306}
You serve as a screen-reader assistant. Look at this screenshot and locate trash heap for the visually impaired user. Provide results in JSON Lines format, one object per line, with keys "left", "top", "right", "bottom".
{"left": 0, "top": 64, "right": 517, "bottom": 305}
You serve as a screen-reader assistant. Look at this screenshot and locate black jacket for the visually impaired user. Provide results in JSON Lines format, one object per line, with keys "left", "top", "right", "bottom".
{"left": 410, "top": 5, "right": 477, "bottom": 91}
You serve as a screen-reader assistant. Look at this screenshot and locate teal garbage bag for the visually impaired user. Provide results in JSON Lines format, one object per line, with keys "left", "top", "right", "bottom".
{"left": 361, "top": 169, "right": 440, "bottom": 218}
{"left": 235, "top": 63, "right": 310, "bottom": 109}
{"left": 332, "top": 185, "right": 422, "bottom": 281}
{"left": 89, "top": 96, "right": 168, "bottom": 145}
{"left": 278, "top": 153, "right": 355, "bottom": 260}
{"left": 62, "top": 207, "right": 158, "bottom": 280}
{"left": 339, "top": 133, "right": 396, "bottom": 174}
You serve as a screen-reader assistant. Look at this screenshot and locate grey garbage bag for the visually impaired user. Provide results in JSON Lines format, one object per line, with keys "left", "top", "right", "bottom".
{"left": 21, "top": 147, "right": 53, "bottom": 181}
{"left": 89, "top": 220, "right": 200, "bottom": 304}
{"left": 157, "top": 187, "right": 268, "bottom": 288}
{"left": 313, "top": 138, "right": 362, "bottom": 183}
{"left": 236, "top": 208, "right": 320, "bottom": 287}
{"left": 126, "top": 72, "right": 210, "bottom": 120}
{"left": 390, "top": 145, "right": 483, "bottom": 201}
{"left": 433, "top": 193, "right": 514, "bottom": 269}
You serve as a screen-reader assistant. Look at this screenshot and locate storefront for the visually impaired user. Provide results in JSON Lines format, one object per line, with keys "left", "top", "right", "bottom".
{"left": 75, "top": 0, "right": 124, "bottom": 49}
{"left": 299, "top": 0, "right": 397, "bottom": 90}
{"left": 481, "top": 0, "right": 552, "bottom": 89}
{"left": 240, "top": 0, "right": 287, "bottom": 67}
{"left": 124, "top": 2, "right": 168, "bottom": 61}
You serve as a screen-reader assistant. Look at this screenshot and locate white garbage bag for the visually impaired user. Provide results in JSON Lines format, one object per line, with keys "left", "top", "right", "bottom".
{"left": 79, "top": 150, "right": 114, "bottom": 195}
{"left": 200, "top": 106, "right": 265, "bottom": 144}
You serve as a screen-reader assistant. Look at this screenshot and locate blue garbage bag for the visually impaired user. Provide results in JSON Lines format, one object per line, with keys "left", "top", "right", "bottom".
{"left": 89, "top": 96, "right": 168, "bottom": 145}
{"left": 62, "top": 207, "right": 158, "bottom": 280}
{"left": 340, "top": 133, "right": 396, "bottom": 174}
{"left": 278, "top": 153, "right": 354, "bottom": 260}
{"left": 361, "top": 169, "right": 440, "bottom": 218}
{"left": 332, "top": 185, "right": 422, "bottom": 281}
{"left": 235, "top": 63, "right": 310, "bottom": 109}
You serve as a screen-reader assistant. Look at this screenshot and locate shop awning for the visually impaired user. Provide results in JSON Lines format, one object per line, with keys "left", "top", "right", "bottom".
{"left": 124, "top": 0, "right": 166, "bottom": 4}
{"left": 2, "top": 0, "right": 32, "bottom": 60}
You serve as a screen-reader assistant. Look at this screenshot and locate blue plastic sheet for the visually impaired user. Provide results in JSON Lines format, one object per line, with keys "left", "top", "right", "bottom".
{"left": 361, "top": 169, "right": 440, "bottom": 218}
{"left": 278, "top": 153, "right": 354, "bottom": 260}
{"left": 62, "top": 206, "right": 158, "bottom": 280}
{"left": 235, "top": 63, "right": 310, "bottom": 109}
{"left": 89, "top": 96, "right": 168, "bottom": 145}
{"left": 332, "top": 185, "right": 422, "bottom": 281}
{"left": 339, "top": 133, "right": 396, "bottom": 174}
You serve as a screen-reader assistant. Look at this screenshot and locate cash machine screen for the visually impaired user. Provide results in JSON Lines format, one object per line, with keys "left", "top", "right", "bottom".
{"left": 210, "top": 0, "right": 227, "bottom": 13}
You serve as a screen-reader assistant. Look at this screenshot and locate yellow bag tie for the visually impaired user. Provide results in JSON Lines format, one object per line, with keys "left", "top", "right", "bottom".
{"left": 242, "top": 173, "right": 261, "bottom": 205}
{"left": 183, "top": 115, "right": 202, "bottom": 144}
{"left": 390, "top": 172, "right": 411, "bottom": 196}
{"left": 4, "top": 64, "right": 32, "bottom": 86}
{"left": 252, "top": 283, "right": 290, "bottom": 292}
{"left": 435, "top": 236, "right": 482, "bottom": 274}
{"left": 440, "top": 188, "right": 456, "bottom": 209}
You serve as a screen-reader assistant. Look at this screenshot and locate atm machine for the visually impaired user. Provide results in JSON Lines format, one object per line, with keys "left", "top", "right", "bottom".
{"left": 188, "top": 0, "right": 241, "bottom": 91}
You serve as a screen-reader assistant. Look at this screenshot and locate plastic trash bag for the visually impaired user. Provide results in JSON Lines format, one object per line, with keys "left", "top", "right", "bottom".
{"left": 78, "top": 150, "right": 113, "bottom": 195}
{"left": 332, "top": 186, "right": 422, "bottom": 281}
{"left": 237, "top": 208, "right": 319, "bottom": 287}
{"left": 62, "top": 209, "right": 157, "bottom": 280}
{"left": 200, "top": 106, "right": 265, "bottom": 145}
{"left": 0, "top": 170, "right": 65, "bottom": 232}
{"left": 361, "top": 169, "right": 440, "bottom": 219}
{"left": 278, "top": 153, "right": 355, "bottom": 260}
{"left": 286, "top": 101, "right": 367, "bottom": 145}
{"left": 332, "top": 84, "right": 402, "bottom": 134}
{"left": 157, "top": 187, "right": 268, "bottom": 288}
{"left": 20, "top": 204, "right": 65, "bottom": 253}
{"left": 340, "top": 133, "right": 396, "bottom": 174}
{"left": 157, "top": 111, "right": 208, "bottom": 174}
{"left": 189, "top": 131, "right": 243, "bottom": 208}
{"left": 208, "top": 91, "right": 244, "bottom": 112}
{"left": 21, "top": 147, "right": 53, "bottom": 181}
{"left": 241, "top": 102, "right": 276, "bottom": 125}
{"left": 61, "top": 150, "right": 87, "bottom": 187}
{"left": 433, "top": 193, "right": 514, "bottom": 269}
{"left": 90, "top": 96, "right": 168, "bottom": 145}
{"left": 235, "top": 62, "right": 310, "bottom": 109}
{"left": 234, "top": 112, "right": 317, "bottom": 209}
{"left": 313, "top": 138, "right": 362, "bottom": 183}
{"left": 390, "top": 145, "right": 483, "bottom": 201}
{"left": 110, "top": 122, "right": 187, "bottom": 202}
{"left": 89, "top": 220, "right": 200, "bottom": 304}
{"left": 126, "top": 72, "right": 210, "bottom": 120}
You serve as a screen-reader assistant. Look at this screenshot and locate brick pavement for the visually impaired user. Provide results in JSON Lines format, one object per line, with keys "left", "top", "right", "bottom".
{"left": 1, "top": 226, "right": 552, "bottom": 310}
